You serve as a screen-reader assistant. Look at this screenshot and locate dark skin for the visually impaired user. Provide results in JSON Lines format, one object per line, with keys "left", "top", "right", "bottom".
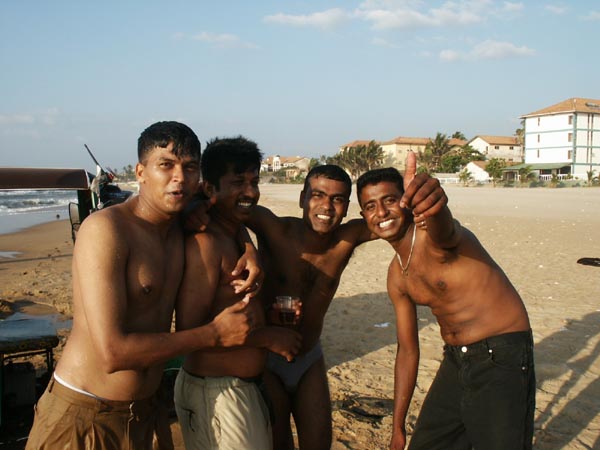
{"left": 358, "top": 153, "right": 531, "bottom": 449}
{"left": 187, "top": 173, "right": 376, "bottom": 450}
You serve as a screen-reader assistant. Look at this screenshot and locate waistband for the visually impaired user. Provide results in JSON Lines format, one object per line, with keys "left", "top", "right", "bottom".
{"left": 47, "top": 376, "right": 156, "bottom": 414}
{"left": 444, "top": 329, "right": 533, "bottom": 357}
{"left": 180, "top": 368, "right": 263, "bottom": 387}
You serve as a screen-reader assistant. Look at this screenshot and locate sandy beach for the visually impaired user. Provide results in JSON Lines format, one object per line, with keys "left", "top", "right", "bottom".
{"left": 1, "top": 184, "right": 599, "bottom": 449}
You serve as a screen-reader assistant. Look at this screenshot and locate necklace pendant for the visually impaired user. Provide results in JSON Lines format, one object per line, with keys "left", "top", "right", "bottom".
{"left": 403, "top": 269, "right": 409, "bottom": 276}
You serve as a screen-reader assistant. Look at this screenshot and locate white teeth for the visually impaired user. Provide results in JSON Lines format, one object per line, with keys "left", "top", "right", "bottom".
{"left": 317, "top": 214, "right": 331, "bottom": 220}
{"left": 378, "top": 219, "right": 393, "bottom": 228}
{"left": 238, "top": 202, "right": 252, "bottom": 208}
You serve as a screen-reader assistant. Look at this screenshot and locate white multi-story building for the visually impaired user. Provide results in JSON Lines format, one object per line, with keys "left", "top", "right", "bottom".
{"left": 519, "top": 97, "right": 600, "bottom": 179}
{"left": 468, "top": 135, "right": 522, "bottom": 163}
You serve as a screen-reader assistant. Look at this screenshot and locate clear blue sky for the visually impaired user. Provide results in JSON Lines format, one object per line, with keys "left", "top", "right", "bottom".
{"left": 1, "top": 1, "right": 597, "bottom": 172}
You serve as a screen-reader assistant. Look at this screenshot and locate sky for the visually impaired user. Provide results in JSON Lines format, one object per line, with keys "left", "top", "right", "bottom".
{"left": 1, "top": 0, "right": 598, "bottom": 172}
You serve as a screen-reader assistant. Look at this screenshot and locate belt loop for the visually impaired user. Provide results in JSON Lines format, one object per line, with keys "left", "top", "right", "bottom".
{"left": 47, "top": 376, "right": 56, "bottom": 393}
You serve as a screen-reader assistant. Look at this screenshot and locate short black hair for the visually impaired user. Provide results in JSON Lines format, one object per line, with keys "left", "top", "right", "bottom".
{"left": 201, "top": 136, "right": 263, "bottom": 187}
{"left": 137, "top": 121, "right": 200, "bottom": 163}
{"left": 356, "top": 167, "right": 404, "bottom": 205}
{"left": 304, "top": 165, "right": 351, "bottom": 194}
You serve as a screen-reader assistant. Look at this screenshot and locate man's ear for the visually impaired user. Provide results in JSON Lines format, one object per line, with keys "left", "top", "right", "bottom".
{"left": 135, "top": 163, "right": 145, "bottom": 183}
{"left": 202, "top": 181, "right": 216, "bottom": 199}
{"left": 359, "top": 210, "right": 365, "bottom": 219}
{"left": 299, "top": 190, "right": 305, "bottom": 208}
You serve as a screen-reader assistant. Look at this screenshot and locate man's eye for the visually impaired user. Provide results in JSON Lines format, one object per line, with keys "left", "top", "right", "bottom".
{"left": 332, "top": 197, "right": 345, "bottom": 204}
{"left": 364, "top": 203, "right": 375, "bottom": 211}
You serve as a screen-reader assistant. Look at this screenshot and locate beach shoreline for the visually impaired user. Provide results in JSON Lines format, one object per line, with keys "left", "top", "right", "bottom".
{"left": 1, "top": 184, "right": 599, "bottom": 448}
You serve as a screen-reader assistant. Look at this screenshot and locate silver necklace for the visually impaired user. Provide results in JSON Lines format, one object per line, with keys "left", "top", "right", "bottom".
{"left": 396, "top": 224, "right": 416, "bottom": 276}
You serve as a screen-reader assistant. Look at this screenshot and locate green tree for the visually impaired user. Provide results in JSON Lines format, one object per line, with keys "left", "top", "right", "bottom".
{"left": 586, "top": 170, "right": 596, "bottom": 186}
{"left": 420, "top": 132, "right": 451, "bottom": 173}
{"left": 439, "top": 154, "right": 463, "bottom": 173}
{"left": 485, "top": 158, "right": 506, "bottom": 187}
{"left": 458, "top": 168, "right": 473, "bottom": 186}
{"left": 309, "top": 158, "right": 321, "bottom": 170}
{"left": 518, "top": 166, "right": 534, "bottom": 187}
{"left": 329, "top": 140, "right": 383, "bottom": 180}
{"left": 451, "top": 131, "right": 467, "bottom": 140}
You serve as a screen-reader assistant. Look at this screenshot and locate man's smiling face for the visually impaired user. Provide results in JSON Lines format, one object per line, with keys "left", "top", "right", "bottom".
{"left": 359, "top": 181, "right": 408, "bottom": 241}
{"left": 300, "top": 176, "right": 350, "bottom": 235}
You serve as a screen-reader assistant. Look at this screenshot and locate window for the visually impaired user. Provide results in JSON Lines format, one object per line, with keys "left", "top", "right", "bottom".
{"left": 568, "top": 115, "right": 573, "bottom": 125}
{"left": 568, "top": 132, "right": 573, "bottom": 142}
{"left": 537, "top": 117, "right": 541, "bottom": 126}
{"left": 494, "top": 145, "right": 499, "bottom": 149}
{"left": 537, "top": 149, "right": 540, "bottom": 158}
{"left": 568, "top": 150, "right": 572, "bottom": 159}
{"left": 537, "top": 134, "right": 540, "bottom": 143}
{"left": 509, "top": 146, "right": 514, "bottom": 150}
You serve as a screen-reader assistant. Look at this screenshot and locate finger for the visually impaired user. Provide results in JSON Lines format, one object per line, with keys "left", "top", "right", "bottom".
{"left": 230, "top": 258, "right": 246, "bottom": 277}
{"left": 403, "top": 151, "right": 417, "bottom": 191}
{"left": 412, "top": 190, "right": 447, "bottom": 217}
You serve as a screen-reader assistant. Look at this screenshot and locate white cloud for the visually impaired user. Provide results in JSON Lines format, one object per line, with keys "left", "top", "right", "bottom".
{"left": 502, "top": 2, "right": 524, "bottom": 13}
{"left": 191, "top": 32, "right": 258, "bottom": 49}
{"left": 371, "top": 37, "right": 400, "bottom": 48}
{"left": 439, "top": 49, "right": 462, "bottom": 62}
{"left": 581, "top": 11, "right": 600, "bottom": 21}
{"left": 0, "top": 114, "right": 35, "bottom": 125}
{"left": 263, "top": 8, "right": 348, "bottom": 30}
{"left": 440, "top": 39, "right": 535, "bottom": 61}
{"left": 356, "top": 0, "right": 495, "bottom": 30}
{"left": 544, "top": 4, "right": 568, "bottom": 15}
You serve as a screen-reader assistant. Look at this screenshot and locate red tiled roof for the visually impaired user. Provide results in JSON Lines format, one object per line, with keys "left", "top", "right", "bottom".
{"left": 470, "top": 135, "right": 518, "bottom": 146}
{"left": 521, "top": 97, "right": 600, "bottom": 117}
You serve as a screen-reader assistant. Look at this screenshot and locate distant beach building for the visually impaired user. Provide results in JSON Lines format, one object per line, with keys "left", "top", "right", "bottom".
{"left": 262, "top": 155, "right": 311, "bottom": 178}
{"left": 464, "top": 160, "right": 490, "bottom": 183}
{"left": 514, "top": 97, "right": 600, "bottom": 180}
{"left": 468, "top": 135, "right": 522, "bottom": 163}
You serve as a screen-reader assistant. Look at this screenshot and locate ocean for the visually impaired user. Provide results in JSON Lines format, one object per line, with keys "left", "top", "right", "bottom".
{"left": 0, "top": 190, "right": 77, "bottom": 235}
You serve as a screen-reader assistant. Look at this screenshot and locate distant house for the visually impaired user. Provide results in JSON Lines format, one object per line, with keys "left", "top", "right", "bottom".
{"left": 262, "top": 155, "right": 311, "bottom": 176}
{"left": 464, "top": 160, "right": 490, "bottom": 182}
{"left": 516, "top": 97, "right": 600, "bottom": 180}
{"left": 379, "top": 137, "right": 430, "bottom": 172}
{"left": 468, "top": 135, "right": 522, "bottom": 163}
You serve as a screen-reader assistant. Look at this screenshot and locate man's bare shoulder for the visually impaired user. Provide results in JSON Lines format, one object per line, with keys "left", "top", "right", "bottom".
{"left": 336, "top": 217, "right": 372, "bottom": 245}
{"left": 76, "top": 203, "right": 133, "bottom": 243}
{"left": 251, "top": 205, "right": 299, "bottom": 234}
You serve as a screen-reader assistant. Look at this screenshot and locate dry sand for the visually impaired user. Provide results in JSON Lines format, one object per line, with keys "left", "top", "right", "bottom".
{"left": 1, "top": 184, "right": 599, "bottom": 449}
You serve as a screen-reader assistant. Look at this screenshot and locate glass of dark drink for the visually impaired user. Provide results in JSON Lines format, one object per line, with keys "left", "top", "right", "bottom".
{"left": 275, "top": 296, "right": 300, "bottom": 325}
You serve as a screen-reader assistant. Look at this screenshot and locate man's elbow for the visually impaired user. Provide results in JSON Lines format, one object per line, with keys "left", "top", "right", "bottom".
{"left": 98, "top": 343, "right": 133, "bottom": 374}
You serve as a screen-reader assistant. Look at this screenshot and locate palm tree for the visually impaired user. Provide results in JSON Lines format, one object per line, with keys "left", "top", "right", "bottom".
{"left": 420, "top": 133, "right": 451, "bottom": 173}
{"left": 518, "top": 166, "right": 534, "bottom": 187}
{"left": 458, "top": 168, "right": 473, "bottom": 186}
{"left": 330, "top": 140, "right": 383, "bottom": 180}
{"left": 485, "top": 158, "right": 506, "bottom": 187}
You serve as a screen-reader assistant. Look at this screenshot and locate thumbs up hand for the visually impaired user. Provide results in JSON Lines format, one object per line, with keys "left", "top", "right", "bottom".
{"left": 400, "top": 152, "right": 448, "bottom": 221}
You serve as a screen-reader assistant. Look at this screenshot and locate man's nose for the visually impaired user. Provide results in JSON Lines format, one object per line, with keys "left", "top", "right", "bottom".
{"left": 172, "top": 164, "right": 184, "bottom": 182}
{"left": 243, "top": 183, "right": 259, "bottom": 198}
{"left": 375, "top": 202, "right": 388, "bottom": 217}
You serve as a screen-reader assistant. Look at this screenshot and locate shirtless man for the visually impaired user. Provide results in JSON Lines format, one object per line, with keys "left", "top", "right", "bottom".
{"left": 26, "top": 122, "right": 257, "bottom": 450}
{"left": 174, "top": 136, "right": 302, "bottom": 449}
{"left": 188, "top": 164, "right": 377, "bottom": 449}
{"left": 356, "top": 154, "right": 535, "bottom": 450}
{"left": 248, "top": 165, "right": 377, "bottom": 450}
